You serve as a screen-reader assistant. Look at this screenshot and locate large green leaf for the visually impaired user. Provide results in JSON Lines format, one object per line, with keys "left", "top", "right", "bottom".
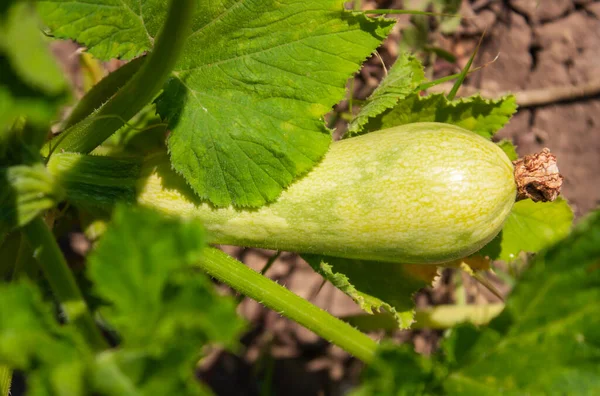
{"left": 0, "top": 206, "right": 244, "bottom": 395}
{"left": 354, "top": 209, "right": 600, "bottom": 395}
{"left": 36, "top": 0, "right": 164, "bottom": 61}
{"left": 87, "top": 205, "right": 245, "bottom": 394}
{"left": 347, "top": 53, "right": 425, "bottom": 135}
{"left": 479, "top": 198, "right": 573, "bottom": 262}
{"left": 0, "top": 1, "right": 69, "bottom": 131}
{"left": 303, "top": 255, "right": 437, "bottom": 329}
{"left": 88, "top": 205, "right": 244, "bottom": 350}
{"left": 0, "top": 282, "right": 90, "bottom": 396}
{"left": 39, "top": 1, "right": 394, "bottom": 207}
{"left": 362, "top": 93, "right": 517, "bottom": 139}
{"left": 160, "top": 2, "right": 394, "bottom": 207}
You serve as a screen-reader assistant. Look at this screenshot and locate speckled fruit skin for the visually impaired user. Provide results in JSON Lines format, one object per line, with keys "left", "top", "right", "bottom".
{"left": 138, "top": 122, "right": 517, "bottom": 264}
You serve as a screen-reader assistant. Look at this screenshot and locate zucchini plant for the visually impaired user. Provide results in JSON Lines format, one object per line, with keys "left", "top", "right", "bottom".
{"left": 1, "top": 0, "right": 593, "bottom": 395}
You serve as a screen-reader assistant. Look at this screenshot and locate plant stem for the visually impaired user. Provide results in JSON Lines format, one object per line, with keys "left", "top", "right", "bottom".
{"left": 11, "top": 232, "right": 37, "bottom": 280}
{"left": 21, "top": 217, "right": 108, "bottom": 351}
{"left": 199, "top": 247, "right": 378, "bottom": 363}
{"left": 44, "top": 0, "right": 196, "bottom": 156}
{"left": 61, "top": 56, "right": 147, "bottom": 131}
{"left": 260, "top": 251, "right": 281, "bottom": 275}
{"left": 0, "top": 366, "right": 10, "bottom": 396}
{"left": 0, "top": 235, "right": 32, "bottom": 396}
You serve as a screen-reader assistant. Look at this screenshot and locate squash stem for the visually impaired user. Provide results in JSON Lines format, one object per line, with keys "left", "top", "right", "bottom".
{"left": 0, "top": 366, "right": 10, "bottom": 396}
{"left": 21, "top": 218, "right": 108, "bottom": 352}
{"left": 199, "top": 247, "right": 378, "bottom": 363}
{"left": 43, "top": 0, "right": 195, "bottom": 156}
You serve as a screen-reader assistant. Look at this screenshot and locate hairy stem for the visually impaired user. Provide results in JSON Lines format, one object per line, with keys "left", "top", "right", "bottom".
{"left": 199, "top": 247, "right": 378, "bottom": 363}
{"left": 61, "top": 56, "right": 147, "bottom": 131}
{"left": 21, "top": 217, "right": 107, "bottom": 351}
{"left": 0, "top": 366, "right": 10, "bottom": 396}
{"left": 44, "top": 0, "right": 195, "bottom": 156}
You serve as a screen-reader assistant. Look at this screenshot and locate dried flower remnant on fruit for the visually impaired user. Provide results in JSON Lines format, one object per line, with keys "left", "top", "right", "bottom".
{"left": 513, "top": 148, "right": 563, "bottom": 202}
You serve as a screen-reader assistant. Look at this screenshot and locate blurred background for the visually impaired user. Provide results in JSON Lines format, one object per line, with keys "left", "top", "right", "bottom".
{"left": 40, "top": 0, "right": 600, "bottom": 394}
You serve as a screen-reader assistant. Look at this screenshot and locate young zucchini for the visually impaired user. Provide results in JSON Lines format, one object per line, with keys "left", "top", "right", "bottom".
{"left": 137, "top": 122, "right": 517, "bottom": 264}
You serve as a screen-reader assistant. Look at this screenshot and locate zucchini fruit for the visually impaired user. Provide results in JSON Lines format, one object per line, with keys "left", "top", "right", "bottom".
{"left": 137, "top": 122, "right": 517, "bottom": 264}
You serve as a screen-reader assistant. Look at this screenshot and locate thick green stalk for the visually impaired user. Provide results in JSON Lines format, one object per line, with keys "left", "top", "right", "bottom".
{"left": 45, "top": 153, "right": 141, "bottom": 207}
{"left": 0, "top": 366, "right": 10, "bottom": 396}
{"left": 61, "top": 56, "right": 146, "bottom": 131}
{"left": 0, "top": 235, "right": 29, "bottom": 396}
{"left": 11, "top": 231, "right": 36, "bottom": 280}
{"left": 21, "top": 217, "right": 107, "bottom": 351}
{"left": 200, "top": 247, "right": 378, "bottom": 363}
{"left": 44, "top": 0, "right": 195, "bottom": 156}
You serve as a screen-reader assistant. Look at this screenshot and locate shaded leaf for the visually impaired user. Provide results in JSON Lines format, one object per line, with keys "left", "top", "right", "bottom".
{"left": 88, "top": 205, "right": 244, "bottom": 351}
{"left": 354, "top": 209, "right": 600, "bottom": 395}
{"left": 0, "top": 1, "right": 69, "bottom": 131}
{"left": 88, "top": 206, "right": 244, "bottom": 394}
{"left": 0, "top": 163, "right": 65, "bottom": 237}
{"left": 433, "top": 0, "right": 462, "bottom": 33}
{"left": 36, "top": 0, "right": 164, "bottom": 61}
{"left": 160, "top": 3, "right": 394, "bottom": 207}
{"left": 1, "top": 206, "right": 244, "bottom": 395}
{"left": 351, "top": 343, "right": 437, "bottom": 396}
{"left": 480, "top": 198, "right": 573, "bottom": 262}
{"left": 39, "top": 1, "right": 394, "bottom": 207}
{"left": 348, "top": 53, "right": 425, "bottom": 135}
{"left": 0, "top": 282, "right": 90, "bottom": 396}
{"left": 303, "top": 255, "right": 437, "bottom": 329}
{"left": 362, "top": 93, "right": 517, "bottom": 139}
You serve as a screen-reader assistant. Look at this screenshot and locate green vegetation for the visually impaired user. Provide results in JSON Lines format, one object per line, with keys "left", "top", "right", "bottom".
{"left": 1, "top": 0, "right": 594, "bottom": 394}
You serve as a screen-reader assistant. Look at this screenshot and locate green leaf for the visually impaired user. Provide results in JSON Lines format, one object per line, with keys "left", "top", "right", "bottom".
{"left": 88, "top": 205, "right": 244, "bottom": 351}
{"left": 432, "top": 0, "right": 461, "bottom": 33}
{"left": 347, "top": 53, "right": 425, "bottom": 135}
{"left": 351, "top": 343, "right": 437, "bottom": 396}
{"left": 480, "top": 198, "right": 573, "bottom": 262}
{"left": 158, "top": 3, "right": 394, "bottom": 207}
{"left": 0, "top": 163, "right": 65, "bottom": 237}
{"left": 1, "top": 206, "right": 244, "bottom": 395}
{"left": 496, "top": 139, "right": 518, "bottom": 161}
{"left": 0, "top": 281, "right": 90, "bottom": 396}
{"left": 447, "top": 31, "right": 481, "bottom": 101}
{"left": 88, "top": 205, "right": 244, "bottom": 394}
{"left": 39, "top": 1, "right": 394, "bottom": 207}
{"left": 0, "top": 1, "right": 69, "bottom": 131}
{"left": 36, "top": 0, "right": 165, "bottom": 61}
{"left": 303, "top": 255, "right": 437, "bottom": 329}
{"left": 362, "top": 93, "right": 517, "bottom": 139}
{"left": 94, "top": 102, "right": 167, "bottom": 157}
{"left": 354, "top": 209, "right": 600, "bottom": 395}
{"left": 63, "top": 56, "right": 147, "bottom": 130}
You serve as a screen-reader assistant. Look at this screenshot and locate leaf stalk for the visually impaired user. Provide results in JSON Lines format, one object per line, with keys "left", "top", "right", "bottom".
{"left": 43, "top": 0, "right": 196, "bottom": 156}
{"left": 21, "top": 217, "right": 108, "bottom": 351}
{"left": 199, "top": 247, "right": 378, "bottom": 363}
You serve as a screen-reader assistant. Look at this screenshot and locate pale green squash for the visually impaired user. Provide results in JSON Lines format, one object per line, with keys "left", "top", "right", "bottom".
{"left": 137, "top": 122, "right": 516, "bottom": 264}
